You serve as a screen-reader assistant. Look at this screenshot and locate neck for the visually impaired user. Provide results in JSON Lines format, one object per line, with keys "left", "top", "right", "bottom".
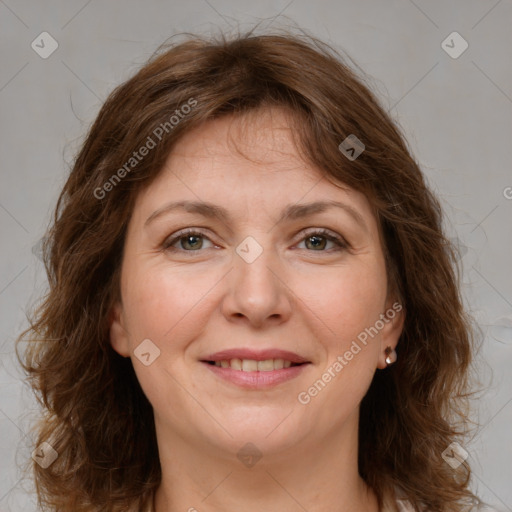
{"left": 152, "top": 409, "right": 379, "bottom": 512}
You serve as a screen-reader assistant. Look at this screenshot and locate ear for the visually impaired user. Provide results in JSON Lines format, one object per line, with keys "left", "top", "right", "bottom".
{"left": 376, "top": 298, "right": 405, "bottom": 370}
{"left": 109, "top": 301, "right": 131, "bottom": 357}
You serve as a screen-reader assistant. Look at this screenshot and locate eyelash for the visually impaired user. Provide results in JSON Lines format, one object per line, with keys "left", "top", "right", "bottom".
{"left": 161, "top": 227, "right": 349, "bottom": 255}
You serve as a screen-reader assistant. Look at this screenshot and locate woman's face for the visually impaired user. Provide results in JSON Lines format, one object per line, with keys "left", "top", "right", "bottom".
{"left": 110, "top": 107, "right": 403, "bottom": 461}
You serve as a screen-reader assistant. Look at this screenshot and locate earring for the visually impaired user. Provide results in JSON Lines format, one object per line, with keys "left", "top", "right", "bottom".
{"left": 384, "top": 346, "right": 397, "bottom": 366}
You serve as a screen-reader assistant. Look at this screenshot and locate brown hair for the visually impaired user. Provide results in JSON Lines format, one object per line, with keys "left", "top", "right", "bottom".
{"left": 17, "top": 27, "right": 482, "bottom": 511}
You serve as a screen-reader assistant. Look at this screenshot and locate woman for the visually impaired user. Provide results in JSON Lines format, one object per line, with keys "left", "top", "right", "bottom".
{"left": 17, "top": 28, "right": 486, "bottom": 511}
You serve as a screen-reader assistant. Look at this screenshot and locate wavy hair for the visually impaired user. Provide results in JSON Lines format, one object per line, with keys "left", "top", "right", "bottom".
{"left": 17, "top": 27, "right": 482, "bottom": 511}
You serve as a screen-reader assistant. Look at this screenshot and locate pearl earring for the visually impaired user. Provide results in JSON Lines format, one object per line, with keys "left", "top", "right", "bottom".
{"left": 384, "top": 346, "right": 397, "bottom": 366}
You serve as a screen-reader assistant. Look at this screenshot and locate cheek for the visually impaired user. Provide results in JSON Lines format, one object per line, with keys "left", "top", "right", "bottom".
{"left": 121, "top": 265, "right": 215, "bottom": 412}
{"left": 122, "top": 263, "right": 218, "bottom": 343}
{"left": 296, "top": 270, "right": 384, "bottom": 428}
{"left": 301, "top": 260, "right": 387, "bottom": 343}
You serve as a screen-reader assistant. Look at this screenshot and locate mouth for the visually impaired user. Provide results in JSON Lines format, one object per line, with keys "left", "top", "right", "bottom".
{"left": 201, "top": 348, "right": 310, "bottom": 367}
{"left": 200, "top": 350, "right": 311, "bottom": 389}
{"left": 202, "top": 358, "right": 306, "bottom": 370}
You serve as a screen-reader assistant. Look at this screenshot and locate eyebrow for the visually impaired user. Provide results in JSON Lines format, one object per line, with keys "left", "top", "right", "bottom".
{"left": 144, "top": 199, "right": 368, "bottom": 232}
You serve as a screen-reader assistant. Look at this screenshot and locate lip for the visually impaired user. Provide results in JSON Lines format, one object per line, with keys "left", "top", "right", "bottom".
{"left": 202, "top": 361, "right": 310, "bottom": 389}
{"left": 202, "top": 348, "right": 309, "bottom": 364}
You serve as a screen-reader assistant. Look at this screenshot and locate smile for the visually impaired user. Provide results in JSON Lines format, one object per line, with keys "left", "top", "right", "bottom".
{"left": 206, "top": 358, "right": 302, "bottom": 371}
{"left": 201, "top": 360, "right": 310, "bottom": 389}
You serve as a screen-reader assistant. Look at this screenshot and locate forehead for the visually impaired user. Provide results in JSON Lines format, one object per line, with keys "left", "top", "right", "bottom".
{"left": 167, "top": 107, "right": 316, "bottom": 180}
{"left": 132, "top": 107, "right": 377, "bottom": 230}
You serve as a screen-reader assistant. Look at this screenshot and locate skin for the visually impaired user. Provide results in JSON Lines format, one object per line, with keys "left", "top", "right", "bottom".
{"left": 109, "top": 107, "right": 404, "bottom": 512}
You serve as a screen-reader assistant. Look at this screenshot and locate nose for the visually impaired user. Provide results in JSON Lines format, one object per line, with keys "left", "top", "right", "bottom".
{"left": 220, "top": 236, "right": 293, "bottom": 329}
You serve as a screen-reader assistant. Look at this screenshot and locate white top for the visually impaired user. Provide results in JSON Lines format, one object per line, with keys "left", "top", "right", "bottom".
{"left": 141, "top": 489, "right": 416, "bottom": 512}
{"left": 142, "top": 488, "right": 498, "bottom": 511}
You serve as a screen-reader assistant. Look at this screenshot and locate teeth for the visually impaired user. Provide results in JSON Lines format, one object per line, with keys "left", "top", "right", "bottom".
{"left": 257, "top": 359, "right": 274, "bottom": 371}
{"left": 231, "top": 358, "right": 242, "bottom": 370}
{"left": 274, "top": 358, "right": 284, "bottom": 370}
{"left": 212, "top": 359, "right": 298, "bottom": 371}
{"left": 242, "top": 359, "right": 258, "bottom": 371}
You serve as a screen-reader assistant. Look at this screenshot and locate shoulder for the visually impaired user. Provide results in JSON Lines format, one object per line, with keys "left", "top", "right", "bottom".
{"left": 394, "top": 499, "right": 504, "bottom": 512}
{"left": 380, "top": 486, "right": 415, "bottom": 512}
{"left": 394, "top": 495, "right": 502, "bottom": 512}
{"left": 388, "top": 486, "right": 502, "bottom": 512}
{"left": 394, "top": 497, "right": 416, "bottom": 512}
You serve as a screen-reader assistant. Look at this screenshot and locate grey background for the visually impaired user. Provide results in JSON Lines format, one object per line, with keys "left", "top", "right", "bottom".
{"left": 1, "top": 1, "right": 511, "bottom": 510}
